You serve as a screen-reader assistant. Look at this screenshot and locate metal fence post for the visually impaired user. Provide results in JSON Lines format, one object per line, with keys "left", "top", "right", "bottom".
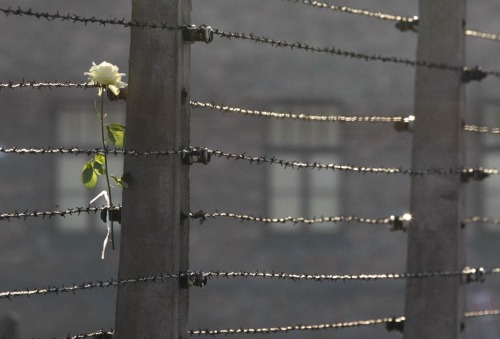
{"left": 114, "top": 0, "right": 191, "bottom": 338}
{"left": 404, "top": 0, "right": 466, "bottom": 338}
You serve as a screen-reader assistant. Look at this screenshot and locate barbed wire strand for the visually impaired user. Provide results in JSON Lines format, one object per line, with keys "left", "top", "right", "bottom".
{"left": 0, "top": 7, "right": 180, "bottom": 30}
{"left": 1, "top": 8, "right": 499, "bottom": 77}
{"left": 1, "top": 87, "right": 499, "bottom": 133}
{"left": 192, "top": 101, "right": 500, "bottom": 135}
{"left": 63, "top": 329, "right": 114, "bottom": 339}
{"left": 284, "top": 0, "right": 500, "bottom": 42}
{"left": 52, "top": 310, "right": 500, "bottom": 338}
{"left": 463, "top": 216, "right": 500, "bottom": 225}
{"left": 3, "top": 205, "right": 500, "bottom": 228}
{"left": 0, "top": 206, "right": 120, "bottom": 222}
{"left": 0, "top": 80, "right": 93, "bottom": 90}
{"left": 1, "top": 267, "right": 499, "bottom": 300}
{"left": 210, "top": 28, "right": 500, "bottom": 78}
{"left": 2, "top": 146, "right": 500, "bottom": 176}
{"left": 3, "top": 5, "right": 499, "bottom": 44}
{"left": 189, "top": 211, "right": 397, "bottom": 225}
{"left": 0, "top": 89, "right": 498, "bottom": 133}
{"left": 190, "top": 101, "right": 406, "bottom": 123}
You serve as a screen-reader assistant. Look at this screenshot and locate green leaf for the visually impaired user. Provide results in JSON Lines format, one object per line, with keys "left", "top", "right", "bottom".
{"left": 93, "top": 160, "right": 106, "bottom": 176}
{"left": 95, "top": 153, "right": 106, "bottom": 164}
{"left": 82, "top": 161, "right": 98, "bottom": 188}
{"left": 111, "top": 175, "right": 129, "bottom": 189}
{"left": 107, "top": 123, "right": 125, "bottom": 148}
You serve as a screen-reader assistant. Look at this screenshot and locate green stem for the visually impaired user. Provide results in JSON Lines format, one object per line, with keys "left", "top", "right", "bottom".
{"left": 99, "top": 91, "right": 115, "bottom": 250}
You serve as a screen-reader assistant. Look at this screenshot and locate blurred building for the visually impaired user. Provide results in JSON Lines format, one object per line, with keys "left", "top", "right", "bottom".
{"left": 1, "top": 0, "right": 500, "bottom": 338}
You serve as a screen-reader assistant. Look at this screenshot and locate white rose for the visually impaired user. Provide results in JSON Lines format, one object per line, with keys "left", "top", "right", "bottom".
{"left": 84, "top": 61, "right": 127, "bottom": 96}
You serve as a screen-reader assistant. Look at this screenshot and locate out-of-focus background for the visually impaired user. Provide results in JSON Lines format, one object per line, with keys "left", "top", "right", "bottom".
{"left": 1, "top": 0, "right": 500, "bottom": 338}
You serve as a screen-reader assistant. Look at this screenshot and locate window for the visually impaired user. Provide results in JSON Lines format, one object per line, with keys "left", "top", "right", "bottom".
{"left": 266, "top": 102, "right": 343, "bottom": 233}
{"left": 54, "top": 104, "right": 124, "bottom": 232}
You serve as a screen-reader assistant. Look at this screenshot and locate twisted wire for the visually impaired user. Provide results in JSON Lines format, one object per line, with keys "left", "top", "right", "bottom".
{"left": 64, "top": 329, "right": 114, "bottom": 339}
{"left": 464, "top": 124, "right": 500, "bottom": 135}
{"left": 189, "top": 211, "right": 395, "bottom": 225}
{"left": 0, "top": 206, "right": 120, "bottom": 222}
{"left": 54, "top": 309, "right": 500, "bottom": 338}
{"left": 2, "top": 267, "right": 498, "bottom": 300}
{"left": 285, "top": 0, "right": 500, "bottom": 42}
{"left": 188, "top": 316, "right": 404, "bottom": 335}
{"left": 0, "top": 80, "right": 92, "bottom": 90}
{"left": 1, "top": 7, "right": 499, "bottom": 76}
{"left": 0, "top": 7, "right": 180, "bottom": 30}
{"left": 3, "top": 5, "right": 499, "bottom": 44}
{"left": 190, "top": 101, "right": 406, "bottom": 123}
{"left": 188, "top": 309, "right": 500, "bottom": 336}
{"left": 463, "top": 216, "right": 500, "bottom": 225}
{"left": 211, "top": 28, "right": 500, "bottom": 78}
{"left": 2, "top": 146, "right": 500, "bottom": 176}
{"left": 0, "top": 272, "right": 183, "bottom": 300}
{"left": 192, "top": 101, "right": 500, "bottom": 135}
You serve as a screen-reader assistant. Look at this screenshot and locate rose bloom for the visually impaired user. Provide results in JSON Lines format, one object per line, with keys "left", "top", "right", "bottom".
{"left": 84, "top": 61, "right": 127, "bottom": 96}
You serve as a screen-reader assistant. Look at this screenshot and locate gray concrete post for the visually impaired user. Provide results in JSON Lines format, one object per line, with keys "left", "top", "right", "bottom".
{"left": 114, "top": 0, "right": 191, "bottom": 338}
{"left": 404, "top": 0, "right": 466, "bottom": 338}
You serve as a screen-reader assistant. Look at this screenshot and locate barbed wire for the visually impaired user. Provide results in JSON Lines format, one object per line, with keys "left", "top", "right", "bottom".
{"left": 2, "top": 267, "right": 498, "bottom": 300}
{"left": 188, "top": 316, "right": 405, "bottom": 336}
{"left": 211, "top": 28, "right": 500, "bottom": 78}
{"left": 0, "top": 205, "right": 120, "bottom": 222}
{"left": 3, "top": 4, "right": 499, "bottom": 45}
{"left": 3, "top": 146, "right": 500, "bottom": 176}
{"left": 464, "top": 124, "right": 500, "bottom": 135}
{"left": 463, "top": 216, "right": 500, "bottom": 225}
{"left": 52, "top": 309, "right": 500, "bottom": 338}
{"left": 0, "top": 7, "right": 180, "bottom": 30}
{"left": 0, "top": 80, "right": 92, "bottom": 90}
{"left": 1, "top": 8, "right": 498, "bottom": 77}
{"left": 63, "top": 329, "right": 114, "bottom": 339}
{"left": 191, "top": 101, "right": 407, "bottom": 123}
{"left": 193, "top": 101, "right": 500, "bottom": 135}
{"left": 189, "top": 210, "right": 408, "bottom": 226}
{"left": 284, "top": 0, "right": 500, "bottom": 42}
